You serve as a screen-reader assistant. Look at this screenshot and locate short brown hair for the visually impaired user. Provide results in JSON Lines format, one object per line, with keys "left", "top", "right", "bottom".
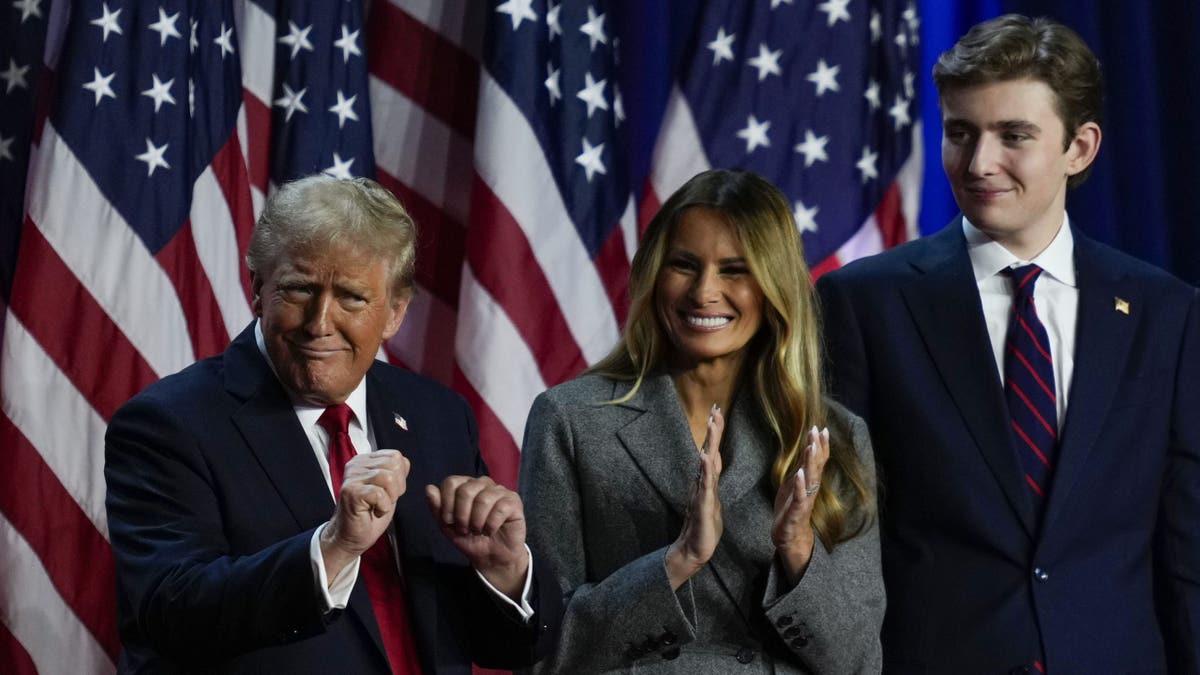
{"left": 933, "top": 14, "right": 1103, "bottom": 188}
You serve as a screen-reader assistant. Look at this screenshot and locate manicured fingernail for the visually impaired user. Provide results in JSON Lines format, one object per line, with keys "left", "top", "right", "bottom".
{"left": 821, "top": 427, "right": 829, "bottom": 440}
{"left": 796, "top": 467, "right": 805, "bottom": 482}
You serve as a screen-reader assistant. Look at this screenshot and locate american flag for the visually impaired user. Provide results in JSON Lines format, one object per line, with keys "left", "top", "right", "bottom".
{"left": 0, "top": 0, "right": 919, "bottom": 672}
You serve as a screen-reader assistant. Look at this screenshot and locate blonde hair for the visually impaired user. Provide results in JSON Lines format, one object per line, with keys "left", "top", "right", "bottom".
{"left": 590, "top": 170, "right": 875, "bottom": 548}
{"left": 246, "top": 175, "right": 418, "bottom": 297}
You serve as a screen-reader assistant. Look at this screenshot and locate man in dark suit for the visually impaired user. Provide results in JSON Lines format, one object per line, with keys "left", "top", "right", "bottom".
{"left": 817, "top": 15, "right": 1200, "bottom": 674}
{"left": 105, "top": 175, "right": 560, "bottom": 673}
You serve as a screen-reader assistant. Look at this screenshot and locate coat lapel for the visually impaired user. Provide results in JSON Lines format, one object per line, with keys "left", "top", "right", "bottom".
{"left": 614, "top": 374, "right": 701, "bottom": 519}
{"left": 1041, "top": 233, "right": 1139, "bottom": 535}
{"left": 899, "top": 223, "right": 1037, "bottom": 538}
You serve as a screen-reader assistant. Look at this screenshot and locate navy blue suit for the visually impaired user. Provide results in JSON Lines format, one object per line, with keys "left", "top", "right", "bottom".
{"left": 104, "top": 324, "right": 561, "bottom": 674}
{"left": 817, "top": 222, "right": 1200, "bottom": 673}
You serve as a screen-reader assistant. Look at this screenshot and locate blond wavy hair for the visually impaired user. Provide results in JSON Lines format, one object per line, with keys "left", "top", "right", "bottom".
{"left": 590, "top": 170, "right": 875, "bottom": 549}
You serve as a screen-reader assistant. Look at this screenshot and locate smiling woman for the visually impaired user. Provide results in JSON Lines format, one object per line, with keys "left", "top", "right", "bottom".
{"left": 518, "top": 169, "right": 885, "bottom": 673}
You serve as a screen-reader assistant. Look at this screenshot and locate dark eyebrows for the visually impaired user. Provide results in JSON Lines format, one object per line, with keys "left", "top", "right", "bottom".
{"left": 994, "top": 120, "right": 1041, "bottom": 134}
{"left": 665, "top": 248, "right": 746, "bottom": 265}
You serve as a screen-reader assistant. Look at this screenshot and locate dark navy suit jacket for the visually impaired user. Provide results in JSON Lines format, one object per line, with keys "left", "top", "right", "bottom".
{"left": 104, "top": 324, "right": 561, "bottom": 674}
{"left": 817, "top": 221, "right": 1200, "bottom": 674}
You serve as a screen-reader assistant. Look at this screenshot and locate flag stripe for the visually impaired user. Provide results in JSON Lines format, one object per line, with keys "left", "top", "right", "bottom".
{"left": 390, "top": 0, "right": 480, "bottom": 54}
{"left": 0, "top": 413, "right": 119, "bottom": 661}
{"left": 386, "top": 282, "right": 457, "bottom": 383}
{"left": 0, "top": 620, "right": 38, "bottom": 675}
{"left": 454, "top": 366, "right": 521, "bottom": 490}
{"left": 648, "top": 87, "right": 712, "bottom": 201}
{"left": 206, "top": 131, "right": 258, "bottom": 304}
{"left": 9, "top": 221, "right": 158, "bottom": 419}
{"left": 0, "top": 512, "right": 115, "bottom": 675}
{"left": 27, "top": 125, "right": 195, "bottom": 377}
{"left": 368, "top": 0, "right": 478, "bottom": 139}
{"left": 155, "top": 223, "right": 232, "bottom": 360}
{"left": 594, "top": 223, "right": 631, "bottom": 327}
{"left": 375, "top": 169, "right": 465, "bottom": 308}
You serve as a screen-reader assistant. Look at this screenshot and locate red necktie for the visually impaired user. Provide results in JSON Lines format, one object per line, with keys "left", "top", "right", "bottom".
{"left": 318, "top": 404, "right": 423, "bottom": 675}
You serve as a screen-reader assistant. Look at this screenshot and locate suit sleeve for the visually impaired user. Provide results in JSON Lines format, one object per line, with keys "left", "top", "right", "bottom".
{"left": 761, "top": 411, "right": 886, "bottom": 673}
{"left": 518, "top": 392, "right": 698, "bottom": 672}
{"left": 1157, "top": 288, "right": 1200, "bottom": 673}
{"left": 817, "top": 272, "right": 872, "bottom": 421}
{"left": 104, "top": 395, "right": 329, "bottom": 662}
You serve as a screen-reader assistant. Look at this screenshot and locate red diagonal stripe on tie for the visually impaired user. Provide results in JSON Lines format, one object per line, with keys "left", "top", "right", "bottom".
{"left": 1018, "top": 267, "right": 1040, "bottom": 289}
{"left": 1025, "top": 474, "right": 1045, "bottom": 497}
{"left": 1010, "top": 381, "right": 1057, "bottom": 437}
{"left": 1017, "top": 316, "right": 1053, "bottom": 360}
{"left": 1011, "top": 420, "right": 1050, "bottom": 466}
{"left": 1009, "top": 346, "right": 1056, "bottom": 402}
{"left": 1034, "top": 660, "right": 1045, "bottom": 673}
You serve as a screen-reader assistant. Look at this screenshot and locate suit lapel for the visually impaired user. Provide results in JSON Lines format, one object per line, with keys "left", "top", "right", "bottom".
{"left": 1042, "top": 234, "right": 1139, "bottom": 535}
{"left": 614, "top": 374, "right": 700, "bottom": 519}
{"left": 899, "top": 223, "right": 1037, "bottom": 538}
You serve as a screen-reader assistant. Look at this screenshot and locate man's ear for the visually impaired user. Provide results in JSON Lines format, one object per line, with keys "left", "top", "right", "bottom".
{"left": 1066, "top": 121, "right": 1102, "bottom": 178}
{"left": 250, "top": 272, "right": 265, "bottom": 317}
{"left": 382, "top": 291, "right": 411, "bottom": 341}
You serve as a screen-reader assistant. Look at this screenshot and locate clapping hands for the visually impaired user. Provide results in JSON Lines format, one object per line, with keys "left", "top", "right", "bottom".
{"left": 665, "top": 405, "right": 725, "bottom": 590}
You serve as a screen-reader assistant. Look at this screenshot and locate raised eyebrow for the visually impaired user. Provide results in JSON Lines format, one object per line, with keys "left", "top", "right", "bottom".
{"left": 993, "top": 120, "right": 1041, "bottom": 134}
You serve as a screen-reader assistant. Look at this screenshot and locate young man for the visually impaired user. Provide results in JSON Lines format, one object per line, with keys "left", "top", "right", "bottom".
{"left": 818, "top": 15, "right": 1199, "bottom": 673}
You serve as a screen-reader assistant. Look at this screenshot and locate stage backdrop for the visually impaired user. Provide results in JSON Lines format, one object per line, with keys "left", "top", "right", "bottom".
{"left": 0, "top": 1, "right": 1192, "bottom": 673}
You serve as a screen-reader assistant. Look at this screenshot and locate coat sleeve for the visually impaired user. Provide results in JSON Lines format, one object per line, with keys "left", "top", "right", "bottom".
{"left": 104, "top": 394, "right": 328, "bottom": 662}
{"left": 1157, "top": 288, "right": 1200, "bottom": 674}
{"left": 761, "top": 411, "right": 886, "bottom": 674}
{"left": 518, "top": 392, "right": 698, "bottom": 673}
{"left": 817, "top": 272, "right": 873, "bottom": 421}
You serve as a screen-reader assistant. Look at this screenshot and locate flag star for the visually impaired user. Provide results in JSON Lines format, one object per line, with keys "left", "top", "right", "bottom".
{"left": 888, "top": 94, "right": 911, "bottom": 130}
{"left": 189, "top": 19, "right": 198, "bottom": 52}
{"left": 214, "top": 22, "right": 235, "bottom": 57}
{"left": 13, "top": 0, "right": 41, "bottom": 23}
{"left": 895, "top": 26, "right": 909, "bottom": 52}
{"left": 575, "top": 137, "right": 606, "bottom": 182}
{"left": 870, "top": 10, "right": 881, "bottom": 42}
{"left": 856, "top": 146, "right": 879, "bottom": 183}
{"left": 613, "top": 85, "right": 625, "bottom": 125}
{"left": 793, "top": 129, "right": 829, "bottom": 167}
{"left": 324, "top": 152, "right": 355, "bottom": 179}
{"left": 903, "top": 71, "right": 916, "bottom": 99}
{"left": 576, "top": 71, "right": 608, "bottom": 118}
{"left": 278, "top": 21, "right": 314, "bottom": 59}
{"left": 82, "top": 67, "right": 117, "bottom": 105}
{"left": 793, "top": 200, "right": 819, "bottom": 234}
{"left": 770, "top": 0, "right": 795, "bottom": 8}
{"left": 544, "top": 64, "right": 561, "bottom": 105}
{"left": 806, "top": 59, "right": 840, "bottom": 96}
{"left": 546, "top": 2, "right": 562, "bottom": 40}
{"left": 903, "top": 2, "right": 920, "bottom": 32}
{"left": 736, "top": 114, "right": 771, "bottom": 153}
{"left": 333, "top": 24, "right": 361, "bottom": 63}
{"left": 747, "top": 43, "right": 782, "bottom": 81}
{"left": 0, "top": 134, "right": 13, "bottom": 162}
{"left": 328, "top": 90, "right": 359, "bottom": 128}
{"left": 90, "top": 3, "right": 123, "bottom": 42}
{"left": 273, "top": 83, "right": 308, "bottom": 121}
{"left": 707, "top": 27, "right": 735, "bottom": 65}
{"left": 1, "top": 58, "right": 30, "bottom": 94}
{"left": 864, "top": 79, "right": 881, "bottom": 110}
{"left": 579, "top": 6, "right": 607, "bottom": 51}
{"left": 141, "top": 73, "right": 176, "bottom": 113}
{"left": 148, "top": 7, "right": 181, "bottom": 46}
{"left": 817, "top": 0, "right": 851, "bottom": 27}
{"left": 495, "top": 0, "right": 537, "bottom": 31}
{"left": 135, "top": 137, "right": 170, "bottom": 176}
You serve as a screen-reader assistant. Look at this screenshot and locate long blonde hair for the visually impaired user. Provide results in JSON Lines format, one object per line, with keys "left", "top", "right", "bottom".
{"left": 590, "top": 170, "right": 875, "bottom": 548}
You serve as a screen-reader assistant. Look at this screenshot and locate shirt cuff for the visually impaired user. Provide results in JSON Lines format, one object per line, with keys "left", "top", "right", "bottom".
{"left": 474, "top": 544, "right": 535, "bottom": 622}
{"left": 310, "top": 523, "right": 361, "bottom": 612}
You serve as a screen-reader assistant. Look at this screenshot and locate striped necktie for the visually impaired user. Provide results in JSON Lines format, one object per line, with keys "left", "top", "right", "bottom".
{"left": 1003, "top": 265, "right": 1059, "bottom": 512}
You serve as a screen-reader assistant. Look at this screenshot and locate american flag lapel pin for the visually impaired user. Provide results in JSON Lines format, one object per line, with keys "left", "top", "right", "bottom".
{"left": 1114, "top": 297, "right": 1130, "bottom": 315}
{"left": 394, "top": 413, "right": 408, "bottom": 431}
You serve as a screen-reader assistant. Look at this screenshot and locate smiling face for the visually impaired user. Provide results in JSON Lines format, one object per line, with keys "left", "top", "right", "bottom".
{"left": 253, "top": 242, "right": 408, "bottom": 406}
{"left": 655, "top": 206, "right": 765, "bottom": 371}
{"left": 941, "top": 77, "right": 1100, "bottom": 255}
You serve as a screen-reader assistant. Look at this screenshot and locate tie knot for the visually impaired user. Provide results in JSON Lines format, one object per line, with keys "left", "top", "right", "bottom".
{"left": 1006, "top": 264, "right": 1043, "bottom": 302}
{"left": 317, "top": 403, "right": 354, "bottom": 436}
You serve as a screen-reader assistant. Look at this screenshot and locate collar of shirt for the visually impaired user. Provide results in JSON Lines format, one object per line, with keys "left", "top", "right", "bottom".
{"left": 962, "top": 215, "right": 1077, "bottom": 288}
{"left": 253, "top": 320, "right": 370, "bottom": 435}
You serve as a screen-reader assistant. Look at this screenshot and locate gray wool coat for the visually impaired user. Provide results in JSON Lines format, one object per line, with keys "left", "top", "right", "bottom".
{"left": 518, "top": 372, "right": 884, "bottom": 674}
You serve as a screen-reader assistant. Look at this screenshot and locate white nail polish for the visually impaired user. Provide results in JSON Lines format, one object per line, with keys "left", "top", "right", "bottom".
{"left": 796, "top": 467, "right": 805, "bottom": 483}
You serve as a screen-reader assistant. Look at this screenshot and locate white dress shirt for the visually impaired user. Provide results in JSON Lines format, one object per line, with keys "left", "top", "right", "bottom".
{"left": 253, "top": 322, "right": 534, "bottom": 619}
{"left": 963, "top": 216, "right": 1078, "bottom": 429}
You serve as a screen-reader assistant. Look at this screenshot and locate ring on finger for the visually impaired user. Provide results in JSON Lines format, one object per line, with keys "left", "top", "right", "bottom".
{"left": 804, "top": 482, "right": 821, "bottom": 498}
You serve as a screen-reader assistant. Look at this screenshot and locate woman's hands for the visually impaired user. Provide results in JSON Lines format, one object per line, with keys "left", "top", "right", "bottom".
{"left": 772, "top": 426, "right": 830, "bottom": 586}
{"left": 665, "top": 405, "right": 725, "bottom": 590}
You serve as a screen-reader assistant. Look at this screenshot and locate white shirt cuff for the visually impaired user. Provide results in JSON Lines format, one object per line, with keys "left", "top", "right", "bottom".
{"left": 310, "top": 523, "right": 361, "bottom": 611}
{"left": 474, "top": 544, "right": 536, "bottom": 622}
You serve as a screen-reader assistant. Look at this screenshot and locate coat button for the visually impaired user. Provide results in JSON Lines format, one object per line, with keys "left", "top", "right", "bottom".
{"left": 784, "top": 626, "right": 801, "bottom": 638}
{"left": 1033, "top": 567, "right": 1049, "bottom": 582}
{"left": 776, "top": 614, "right": 793, "bottom": 627}
{"left": 791, "top": 635, "right": 809, "bottom": 649}
{"left": 661, "top": 631, "right": 678, "bottom": 646}
{"left": 736, "top": 647, "right": 756, "bottom": 664}
{"left": 662, "top": 646, "right": 681, "bottom": 661}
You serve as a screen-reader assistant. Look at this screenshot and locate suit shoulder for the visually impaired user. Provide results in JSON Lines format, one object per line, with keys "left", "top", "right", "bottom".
{"left": 538, "top": 373, "right": 621, "bottom": 409}
{"left": 116, "top": 353, "right": 226, "bottom": 416}
{"left": 368, "top": 361, "right": 469, "bottom": 410}
{"left": 1088, "top": 239, "right": 1197, "bottom": 298}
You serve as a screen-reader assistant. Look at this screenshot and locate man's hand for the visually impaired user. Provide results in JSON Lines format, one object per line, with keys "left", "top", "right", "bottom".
{"left": 425, "top": 477, "right": 529, "bottom": 601}
{"left": 320, "top": 450, "right": 410, "bottom": 582}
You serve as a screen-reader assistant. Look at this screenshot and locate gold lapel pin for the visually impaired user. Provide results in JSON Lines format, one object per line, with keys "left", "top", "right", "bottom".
{"left": 1114, "top": 297, "right": 1130, "bottom": 315}
{"left": 394, "top": 413, "right": 408, "bottom": 431}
